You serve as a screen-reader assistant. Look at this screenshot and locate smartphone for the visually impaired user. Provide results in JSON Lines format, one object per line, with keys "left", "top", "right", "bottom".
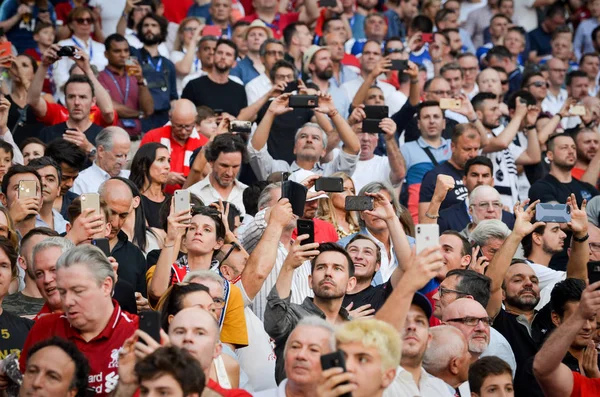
{"left": 0, "top": 42, "right": 11, "bottom": 67}
{"left": 56, "top": 46, "right": 76, "bottom": 57}
{"left": 18, "top": 180, "right": 37, "bottom": 199}
{"left": 229, "top": 120, "right": 252, "bottom": 133}
{"left": 297, "top": 219, "right": 314, "bottom": 245}
{"left": 139, "top": 310, "right": 161, "bottom": 344}
{"left": 588, "top": 261, "right": 600, "bottom": 285}
{"left": 283, "top": 80, "right": 299, "bottom": 94}
{"left": 282, "top": 180, "right": 308, "bottom": 217}
{"left": 320, "top": 351, "right": 352, "bottom": 397}
{"left": 364, "top": 105, "right": 389, "bottom": 120}
{"left": 440, "top": 98, "right": 461, "bottom": 110}
{"left": 289, "top": 95, "right": 318, "bottom": 108}
{"left": 345, "top": 196, "right": 374, "bottom": 211}
{"left": 315, "top": 177, "right": 344, "bottom": 192}
{"left": 416, "top": 224, "right": 439, "bottom": 254}
{"left": 80, "top": 193, "right": 100, "bottom": 215}
{"left": 174, "top": 190, "right": 191, "bottom": 222}
{"left": 91, "top": 238, "right": 111, "bottom": 257}
{"left": 535, "top": 203, "right": 571, "bottom": 223}
{"left": 318, "top": 0, "right": 336, "bottom": 6}
{"left": 569, "top": 105, "right": 586, "bottom": 116}
{"left": 202, "top": 25, "right": 222, "bottom": 37}
{"left": 362, "top": 118, "right": 385, "bottom": 134}
{"left": 390, "top": 59, "right": 409, "bottom": 71}
{"left": 421, "top": 33, "right": 433, "bottom": 43}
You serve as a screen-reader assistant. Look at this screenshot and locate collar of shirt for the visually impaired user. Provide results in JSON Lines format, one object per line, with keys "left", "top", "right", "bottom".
{"left": 364, "top": 227, "right": 397, "bottom": 284}
{"left": 417, "top": 136, "right": 450, "bottom": 150}
{"left": 545, "top": 88, "right": 568, "bottom": 102}
{"left": 290, "top": 162, "right": 324, "bottom": 173}
{"left": 194, "top": 174, "right": 246, "bottom": 196}
{"left": 63, "top": 300, "right": 123, "bottom": 341}
{"left": 300, "top": 296, "right": 351, "bottom": 320}
{"left": 35, "top": 209, "right": 69, "bottom": 233}
{"left": 91, "top": 161, "right": 112, "bottom": 180}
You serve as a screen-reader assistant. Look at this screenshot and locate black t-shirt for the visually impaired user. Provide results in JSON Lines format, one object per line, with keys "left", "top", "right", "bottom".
{"left": 141, "top": 194, "right": 170, "bottom": 229}
{"left": 38, "top": 121, "right": 102, "bottom": 147}
{"left": 342, "top": 281, "right": 393, "bottom": 312}
{"left": 419, "top": 161, "right": 468, "bottom": 209}
{"left": 181, "top": 75, "right": 248, "bottom": 116}
{"left": 6, "top": 96, "right": 45, "bottom": 147}
{"left": 528, "top": 173, "right": 600, "bottom": 205}
{"left": 0, "top": 310, "right": 34, "bottom": 359}
{"left": 111, "top": 231, "right": 148, "bottom": 297}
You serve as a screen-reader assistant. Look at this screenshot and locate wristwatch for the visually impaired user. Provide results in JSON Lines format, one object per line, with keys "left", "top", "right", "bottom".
{"left": 88, "top": 147, "right": 97, "bottom": 157}
{"left": 137, "top": 78, "right": 148, "bottom": 87}
{"left": 424, "top": 212, "right": 440, "bottom": 219}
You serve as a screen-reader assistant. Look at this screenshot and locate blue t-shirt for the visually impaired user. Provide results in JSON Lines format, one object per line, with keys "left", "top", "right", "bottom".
{"left": 186, "top": 3, "right": 211, "bottom": 22}
{"left": 0, "top": 0, "right": 56, "bottom": 53}
{"left": 528, "top": 27, "right": 552, "bottom": 57}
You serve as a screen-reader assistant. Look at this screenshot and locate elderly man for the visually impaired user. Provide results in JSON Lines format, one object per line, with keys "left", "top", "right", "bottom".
{"left": 71, "top": 127, "right": 131, "bottom": 195}
{"left": 140, "top": 99, "right": 209, "bottom": 194}
{"left": 462, "top": 185, "right": 512, "bottom": 235}
{"left": 423, "top": 325, "right": 471, "bottom": 397}
{"left": 443, "top": 299, "right": 492, "bottom": 364}
{"left": 248, "top": 93, "right": 360, "bottom": 181}
{"left": 20, "top": 245, "right": 138, "bottom": 397}
{"left": 255, "top": 317, "right": 336, "bottom": 396}
{"left": 469, "top": 219, "right": 511, "bottom": 261}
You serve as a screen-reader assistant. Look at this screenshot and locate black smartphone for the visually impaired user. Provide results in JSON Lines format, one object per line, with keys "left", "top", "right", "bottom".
{"left": 91, "top": 238, "right": 111, "bottom": 257}
{"left": 535, "top": 203, "right": 571, "bottom": 223}
{"left": 390, "top": 59, "right": 408, "bottom": 71}
{"left": 297, "top": 219, "right": 314, "bottom": 245}
{"left": 345, "top": 196, "right": 374, "bottom": 211}
{"left": 139, "top": 310, "right": 161, "bottom": 344}
{"left": 315, "top": 177, "right": 344, "bottom": 192}
{"left": 282, "top": 180, "right": 308, "bottom": 217}
{"left": 289, "top": 95, "right": 318, "bottom": 108}
{"left": 364, "top": 105, "right": 388, "bottom": 120}
{"left": 318, "top": 0, "right": 336, "bottom": 6}
{"left": 588, "top": 261, "right": 600, "bottom": 285}
{"left": 320, "top": 351, "right": 352, "bottom": 397}
{"left": 57, "top": 46, "right": 76, "bottom": 57}
{"left": 362, "top": 119, "right": 385, "bottom": 134}
{"left": 283, "top": 80, "right": 299, "bottom": 93}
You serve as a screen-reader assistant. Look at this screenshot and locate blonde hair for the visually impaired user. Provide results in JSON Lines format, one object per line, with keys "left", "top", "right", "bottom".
{"left": 335, "top": 319, "right": 402, "bottom": 372}
{"left": 317, "top": 172, "right": 359, "bottom": 237}
{"left": 173, "top": 17, "right": 203, "bottom": 52}
{"left": 0, "top": 207, "right": 18, "bottom": 250}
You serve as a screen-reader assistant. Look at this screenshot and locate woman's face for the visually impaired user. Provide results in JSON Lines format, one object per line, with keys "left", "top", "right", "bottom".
{"left": 10, "top": 55, "right": 35, "bottom": 83}
{"left": 148, "top": 148, "right": 171, "bottom": 185}
{"left": 331, "top": 178, "right": 355, "bottom": 211}
{"left": 181, "top": 290, "right": 220, "bottom": 321}
{"left": 185, "top": 214, "right": 223, "bottom": 255}
{"left": 0, "top": 212, "right": 10, "bottom": 240}
{"left": 22, "top": 143, "right": 44, "bottom": 166}
{"left": 70, "top": 11, "right": 94, "bottom": 38}
{"left": 181, "top": 20, "right": 201, "bottom": 46}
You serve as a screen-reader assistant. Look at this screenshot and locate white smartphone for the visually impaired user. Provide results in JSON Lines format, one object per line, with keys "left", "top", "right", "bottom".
{"left": 174, "top": 190, "right": 191, "bottom": 223}
{"left": 415, "top": 224, "right": 440, "bottom": 254}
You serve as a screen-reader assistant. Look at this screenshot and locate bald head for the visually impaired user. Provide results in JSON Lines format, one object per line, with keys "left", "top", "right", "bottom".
{"left": 423, "top": 325, "right": 469, "bottom": 379}
{"left": 99, "top": 179, "right": 133, "bottom": 202}
{"left": 477, "top": 68, "right": 502, "bottom": 96}
{"left": 171, "top": 99, "right": 198, "bottom": 119}
{"left": 443, "top": 298, "right": 488, "bottom": 321}
{"left": 470, "top": 185, "right": 500, "bottom": 203}
{"left": 99, "top": 179, "right": 133, "bottom": 239}
{"left": 443, "top": 298, "right": 490, "bottom": 357}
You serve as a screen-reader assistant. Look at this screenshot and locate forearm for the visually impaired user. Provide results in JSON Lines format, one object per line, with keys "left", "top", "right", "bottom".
{"left": 432, "top": 60, "right": 443, "bottom": 76}
{"left": 538, "top": 114, "right": 561, "bottom": 145}
{"left": 89, "top": 71, "right": 115, "bottom": 123}
{"left": 473, "top": 119, "right": 490, "bottom": 148}
{"left": 237, "top": 101, "right": 263, "bottom": 122}
{"left": 113, "top": 101, "right": 141, "bottom": 119}
{"left": 27, "top": 66, "right": 48, "bottom": 116}
{"left": 385, "top": 138, "right": 406, "bottom": 184}
{"left": 251, "top": 112, "right": 275, "bottom": 150}
{"left": 182, "top": 148, "right": 206, "bottom": 189}
{"left": 0, "top": 14, "right": 22, "bottom": 32}
{"left": 535, "top": 312, "right": 586, "bottom": 377}
{"left": 581, "top": 152, "right": 600, "bottom": 186}
{"left": 111, "top": 382, "right": 138, "bottom": 397}
{"left": 299, "top": 0, "right": 319, "bottom": 23}
{"left": 483, "top": 115, "right": 523, "bottom": 153}
{"left": 387, "top": 216, "right": 411, "bottom": 278}
{"left": 138, "top": 86, "right": 154, "bottom": 116}
{"left": 376, "top": 283, "right": 417, "bottom": 332}
{"left": 566, "top": 238, "right": 589, "bottom": 280}
{"left": 148, "top": 244, "right": 180, "bottom": 300}
{"left": 274, "top": 265, "right": 295, "bottom": 300}
{"left": 351, "top": 75, "right": 376, "bottom": 108}
{"left": 175, "top": 48, "right": 196, "bottom": 76}
{"left": 333, "top": 113, "right": 360, "bottom": 154}
{"left": 116, "top": 14, "right": 126, "bottom": 36}
{"left": 408, "top": 79, "right": 421, "bottom": 106}
{"left": 486, "top": 233, "right": 521, "bottom": 316}
{"left": 521, "top": 129, "right": 542, "bottom": 164}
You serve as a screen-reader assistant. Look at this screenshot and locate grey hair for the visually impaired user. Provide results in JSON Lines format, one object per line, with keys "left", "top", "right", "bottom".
{"left": 32, "top": 237, "right": 75, "bottom": 273}
{"left": 358, "top": 181, "right": 402, "bottom": 228}
{"left": 55, "top": 245, "right": 115, "bottom": 289}
{"left": 470, "top": 219, "right": 510, "bottom": 248}
{"left": 184, "top": 269, "right": 225, "bottom": 286}
{"left": 283, "top": 316, "right": 337, "bottom": 356}
{"left": 95, "top": 126, "right": 131, "bottom": 151}
{"left": 257, "top": 182, "right": 282, "bottom": 211}
{"left": 259, "top": 38, "right": 283, "bottom": 57}
{"left": 422, "top": 326, "right": 467, "bottom": 375}
{"left": 294, "top": 123, "right": 328, "bottom": 150}
{"left": 469, "top": 185, "right": 500, "bottom": 204}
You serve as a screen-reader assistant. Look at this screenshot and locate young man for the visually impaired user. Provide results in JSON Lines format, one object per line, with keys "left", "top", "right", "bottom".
{"left": 469, "top": 356, "right": 515, "bottom": 397}
{"left": 0, "top": 165, "right": 43, "bottom": 237}
{"left": 231, "top": 20, "right": 271, "bottom": 84}
{"left": 29, "top": 157, "right": 69, "bottom": 234}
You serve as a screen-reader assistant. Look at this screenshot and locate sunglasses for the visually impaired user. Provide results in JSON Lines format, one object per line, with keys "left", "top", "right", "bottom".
{"left": 528, "top": 81, "right": 548, "bottom": 88}
{"left": 500, "top": 80, "right": 508, "bottom": 85}
{"left": 183, "top": 27, "right": 197, "bottom": 32}
{"left": 74, "top": 17, "right": 94, "bottom": 24}
{"left": 219, "top": 242, "right": 241, "bottom": 265}
{"left": 385, "top": 48, "right": 405, "bottom": 54}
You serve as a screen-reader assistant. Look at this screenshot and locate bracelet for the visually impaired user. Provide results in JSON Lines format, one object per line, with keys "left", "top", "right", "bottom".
{"left": 424, "top": 212, "right": 440, "bottom": 219}
{"left": 524, "top": 125, "right": 536, "bottom": 131}
{"left": 410, "top": 79, "right": 419, "bottom": 84}
{"left": 328, "top": 109, "right": 339, "bottom": 118}
{"left": 468, "top": 116, "right": 478, "bottom": 123}
{"left": 573, "top": 233, "right": 589, "bottom": 243}
{"left": 164, "top": 242, "right": 176, "bottom": 248}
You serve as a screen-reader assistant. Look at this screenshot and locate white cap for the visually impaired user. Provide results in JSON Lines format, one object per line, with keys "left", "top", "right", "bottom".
{"left": 288, "top": 169, "right": 329, "bottom": 201}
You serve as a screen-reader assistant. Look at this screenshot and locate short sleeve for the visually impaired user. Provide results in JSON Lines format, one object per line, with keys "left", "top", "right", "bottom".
{"left": 419, "top": 170, "right": 437, "bottom": 203}
{"left": 36, "top": 101, "right": 67, "bottom": 125}
{"left": 219, "top": 284, "right": 249, "bottom": 347}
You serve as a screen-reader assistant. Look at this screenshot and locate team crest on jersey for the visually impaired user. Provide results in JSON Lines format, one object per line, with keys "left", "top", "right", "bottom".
{"left": 108, "top": 348, "right": 121, "bottom": 368}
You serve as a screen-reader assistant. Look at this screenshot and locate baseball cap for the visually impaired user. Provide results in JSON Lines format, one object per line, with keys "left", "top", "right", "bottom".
{"left": 412, "top": 291, "right": 433, "bottom": 319}
{"left": 302, "top": 45, "right": 328, "bottom": 76}
{"left": 288, "top": 169, "right": 328, "bottom": 201}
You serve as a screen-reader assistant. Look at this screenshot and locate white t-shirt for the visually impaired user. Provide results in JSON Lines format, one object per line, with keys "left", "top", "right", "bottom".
{"left": 514, "top": 0, "right": 539, "bottom": 32}
{"left": 351, "top": 154, "right": 392, "bottom": 192}
{"left": 88, "top": 0, "right": 126, "bottom": 37}
{"left": 459, "top": 0, "right": 488, "bottom": 24}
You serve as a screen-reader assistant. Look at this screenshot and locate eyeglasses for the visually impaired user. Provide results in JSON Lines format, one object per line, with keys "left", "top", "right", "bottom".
{"left": 590, "top": 242, "right": 600, "bottom": 252}
{"left": 265, "top": 50, "right": 284, "bottom": 57}
{"left": 385, "top": 48, "right": 405, "bottom": 54}
{"left": 500, "top": 80, "right": 509, "bottom": 85}
{"left": 446, "top": 316, "right": 493, "bottom": 326}
{"left": 219, "top": 242, "right": 241, "bottom": 265}
{"left": 429, "top": 90, "right": 452, "bottom": 96}
{"left": 438, "top": 287, "right": 467, "bottom": 297}
{"left": 528, "top": 81, "right": 548, "bottom": 88}
{"left": 462, "top": 67, "right": 478, "bottom": 73}
{"left": 183, "top": 27, "right": 197, "bottom": 32}
{"left": 470, "top": 201, "right": 503, "bottom": 210}
{"left": 74, "top": 17, "right": 94, "bottom": 25}
{"left": 172, "top": 123, "right": 195, "bottom": 131}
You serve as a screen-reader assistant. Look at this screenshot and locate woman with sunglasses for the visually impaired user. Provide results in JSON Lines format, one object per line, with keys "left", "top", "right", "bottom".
{"left": 170, "top": 17, "right": 203, "bottom": 96}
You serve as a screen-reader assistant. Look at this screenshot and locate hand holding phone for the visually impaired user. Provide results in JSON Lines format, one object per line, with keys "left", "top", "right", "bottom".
{"left": 320, "top": 351, "right": 352, "bottom": 397}
{"left": 535, "top": 203, "right": 571, "bottom": 223}
{"left": 139, "top": 310, "right": 161, "bottom": 344}
{"left": 289, "top": 95, "right": 318, "bottom": 108}
{"left": 297, "top": 219, "right": 314, "bottom": 245}
{"left": 315, "top": 177, "right": 344, "bottom": 192}
{"left": 345, "top": 196, "right": 374, "bottom": 211}
{"left": 174, "top": 190, "right": 191, "bottom": 223}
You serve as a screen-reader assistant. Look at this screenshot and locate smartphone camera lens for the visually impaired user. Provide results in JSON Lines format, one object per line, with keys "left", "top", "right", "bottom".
{"left": 566, "top": 206, "right": 571, "bottom": 214}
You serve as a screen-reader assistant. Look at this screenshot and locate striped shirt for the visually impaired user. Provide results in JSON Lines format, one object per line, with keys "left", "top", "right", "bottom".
{"left": 240, "top": 208, "right": 313, "bottom": 322}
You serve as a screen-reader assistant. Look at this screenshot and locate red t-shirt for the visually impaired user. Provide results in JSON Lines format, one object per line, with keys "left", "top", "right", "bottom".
{"left": 572, "top": 167, "right": 585, "bottom": 181}
{"left": 292, "top": 218, "right": 339, "bottom": 243}
{"left": 20, "top": 301, "right": 138, "bottom": 397}
{"left": 571, "top": 371, "right": 600, "bottom": 396}
{"left": 140, "top": 126, "right": 209, "bottom": 194}
{"left": 241, "top": 12, "right": 299, "bottom": 39}
{"left": 162, "top": 0, "right": 194, "bottom": 24}
{"left": 207, "top": 379, "right": 252, "bottom": 396}
{"left": 36, "top": 101, "right": 118, "bottom": 128}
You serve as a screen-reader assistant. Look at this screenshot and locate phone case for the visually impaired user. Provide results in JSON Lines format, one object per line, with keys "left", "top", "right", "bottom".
{"left": 320, "top": 352, "right": 352, "bottom": 397}
{"left": 283, "top": 81, "right": 299, "bottom": 93}
{"left": 440, "top": 98, "right": 461, "bottom": 110}
{"left": 364, "top": 106, "right": 389, "bottom": 120}
{"left": 588, "top": 261, "right": 600, "bottom": 285}
{"left": 416, "top": 224, "right": 439, "bottom": 254}
{"left": 202, "top": 25, "right": 222, "bottom": 37}
{"left": 174, "top": 190, "right": 191, "bottom": 222}
{"left": 91, "top": 238, "right": 111, "bottom": 257}
{"left": 535, "top": 203, "right": 571, "bottom": 223}
{"left": 362, "top": 119, "right": 385, "bottom": 134}
{"left": 139, "top": 311, "right": 161, "bottom": 343}
{"left": 297, "top": 219, "right": 314, "bottom": 245}
{"left": 282, "top": 181, "right": 308, "bottom": 217}
{"left": 569, "top": 105, "right": 586, "bottom": 116}
{"left": 390, "top": 59, "right": 408, "bottom": 71}
{"left": 80, "top": 193, "right": 100, "bottom": 215}
{"left": 0, "top": 42, "right": 11, "bottom": 67}
{"left": 315, "top": 177, "right": 344, "bottom": 192}
{"left": 345, "top": 196, "right": 374, "bottom": 211}
{"left": 18, "top": 180, "right": 37, "bottom": 199}
{"left": 229, "top": 121, "right": 252, "bottom": 133}
{"left": 289, "top": 95, "right": 318, "bottom": 108}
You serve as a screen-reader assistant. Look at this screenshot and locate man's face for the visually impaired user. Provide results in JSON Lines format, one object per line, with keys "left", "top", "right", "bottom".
{"left": 198, "top": 40, "right": 216, "bottom": 67}
{"left": 385, "top": 40, "right": 408, "bottom": 61}
{"left": 457, "top": 56, "right": 479, "bottom": 87}
{"left": 537, "top": 222, "right": 567, "bottom": 255}
{"left": 340, "top": 341, "right": 394, "bottom": 397}
{"left": 479, "top": 99, "right": 502, "bottom": 130}
{"left": 231, "top": 26, "right": 248, "bottom": 56}
{"left": 309, "top": 251, "right": 354, "bottom": 300}
{"left": 589, "top": 224, "right": 600, "bottom": 261}
{"left": 417, "top": 106, "right": 445, "bottom": 140}
{"left": 272, "top": 66, "right": 295, "bottom": 85}
{"left": 548, "top": 135, "right": 577, "bottom": 170}
{"left": 547, "top": 12, "right": 566, "bottom": 32}
{"left": 365, "top": 87, "right": 385, "bottom": 106}
{"left": 581, "top": 56, "right": 600, "bottom": 79}
{"left": 141, "top": 18, "right": 162, "bottom": 44}
{"left": 401, "top": 305, "right": 431, "bottom": 364}
{"left": 263, "top": 42, "right": 284, "bottom": 72}
{"left": 294, "top": 127, "right": 325, "bottom": 161}
{"left": 105, "top": 194, "right": 133, "bottom": 240}
{"left": 477, "top": 373, "right": 515, "bottom": 397}
{"left": 451, "top": 133, "right": 480, "bottom": 169}
{"left": 400, "top": 0, "right": 419, "bottom": 19}
{"left": 210, "top": 152, "right": 242, "bottom": 189}
{"left": 33, "top": 247, "right": 63, "bottom": 311}
{"left": 0, "top": 247, "right": 11, "bottom": 300}
{"left": 504, "top": 31, "right": 525, "bottom": 56}
{"left": 499, "top": 0, "right": 514, "bottom": 15}
{"left": 59, "top": 163, "right": 78, "bottom": 196}
{"left": 326, "top": 33, "right": 346, "bottom": 62}
{"left": 438, "top": 234, "right": 468, "bottom": 280}
{"left": 303, "top": 199, "right": 319, "bottom": 219}
{"left": 361, "top": 42, "right": 382, "bottom": 74}
{"left": 311, "top": 49, "right": 334, "bottom": 81}
{"left": 65, "top": 82, "right": 95, "bottom": 122}
{"left": 463, "top": 165, "right": 493, "bottom": 192}
{"left": 442, "top": 70, "right": 463, "bottom": 96}
{"left": 365, "top": 16, "right": 387, "bottom": 39}
{"left": 214, "top": 43, "right": 236, "bottom": 73}
{"left": 57, "top": 263, "right": 112, "bottom": 333}
{"left": 503, "top": 262, "right": 541, "bottom": 311}
{"left": 524, "top": 75, "right": 548, "bottom": 102}
{"left": 548, "top": 58, "right": 568, "bottom": 87}
{"left": 555, "top": 301, "right": 596, "bottom": 349}
{"left": 3, "top": 173, "right": 42, "bottom": 214}
{"left": 433, "top": 275, "right": 462, "bottom": 319}
{"left": 218, "top": 243, "right": 248, "bottom": 280}
{"left": 425, "top": 78, "right": 452, "bottom": 102}
{"left": 21, "top": 346, "right": 76, "bottom": 397}
{"left": 489, "top": 17, "right": 509, "bottom": 38}
{"left": 105, "top": 40, "right": 130, "bottom": 68}
{"left": 168, "top": 309, "right": 219, "bottom": 371}
{"left": 477, "top": 69, "right": 502, "bottom": 96}
{"left": 346, "top": 238, "right": 379, "bottom": 283}
{"left": 358, "top": 129, "right": 379, "bottom": 161}
{"left": 246, "top": 27, "right": 268, "bottom": 53}
{"left": 294, "top": 25, "right": 313, "bottom": 50}
{"left": 37, "top": 166, "right": 60, "bottom": 205}
{"left": 98, "top": 138, "right": 130, "bottom": 178}
{"left": 170, "top": 111, "right": 196, "bottom": 143}
{"left": 439, "top": 12, "right": 458, "bottom": 29}
{"left": 447, "top": 31, "right": 462, "bottom": 55}
{"left": 480, "top": 237, "right": 504, "bottom": 261}
{"left": 210, "top": 0, "right": 231, "bottom": 22}
{"left": 445, "top": 302, "right": 491, "bottom": 355}
{"left": 139, "top": 374, "right": 185, "bottom": 397}
{"left": 568, "top": 76, "right": 590, "bottom": 100}
{"left": 325, "top": 20, "right": 347, "bottom": 39}
{"left": 284, "top": 325, "right": 334, "bottom": 386}
{"left": 552, "top": 37, "right": 572, "bottom": 61}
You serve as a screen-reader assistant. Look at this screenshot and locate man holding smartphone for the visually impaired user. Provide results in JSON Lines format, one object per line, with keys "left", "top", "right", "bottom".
{"left": 0, "top": 165, "right": 42, "bottom": 237}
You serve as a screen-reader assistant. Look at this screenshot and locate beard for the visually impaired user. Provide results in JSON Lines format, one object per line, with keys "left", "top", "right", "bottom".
{"left": 468, "top": 332, "right": 489, "bottom": 354}
{"left": 215, "top": 63, "right": 231, "bottom": 73}
{"left": 482, "top": 119, "right": 500, "bottom": 130}
{"left": 141, "top": 32, "right": 164, "bottom": 45}
{"left": 315, "top": 68, "right": 333, "bottom": 80}
{"left": 542, "top": 240, "right": 563, "bottom": 255}
{"left": 504, "top": 289, "right": 540, "bottom": 311}
{"left": 313, "top": 278, "right": 345, "bottom": 300}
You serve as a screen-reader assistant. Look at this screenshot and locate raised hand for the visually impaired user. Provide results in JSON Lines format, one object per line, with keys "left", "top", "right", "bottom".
{"left": 267, "top": 93, "right": 293, "bottom": 116}
{"left": 165, "top": 197, "right": 192, "bottom": 243}
{"left": 512, "top": 199, "right": 545, "bottom": 238}
{"left": 363, "top": 192, "right": 396, "bottom": 221}
{"left": 41, "top": 44, "right": 61, "bottom": 67}
{"left": 431, "top": 174, "right": 455, "bottom": 203}
{"left": 316, "top": 368, "right": 357, "bottom": 397}
{"left": 283, "top": 235, "right": 320, "bottom": 270}
{"left": 379, "top": 118, "right": 397, "bottom": 141}
{"left": 268, "top": 198, "right": 294, "bottom": 228}
{"left": 314, "top": 92, "right": 338, "bottom": 117}
{"left": 348, "top": 104, "right": 366, "bottom": 126}
{"left": 403, "top": 246, "right": 445, "bottom": 292}
{"left": 566, "top": 193, "right": 588, "bottom": 237}
{"left": 583, "top": 340, "right": 600, "bottom": 378}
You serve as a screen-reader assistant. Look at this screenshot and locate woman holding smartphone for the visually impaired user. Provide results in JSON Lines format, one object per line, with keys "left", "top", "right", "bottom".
{"left": 317, "top": 172, "right": 359, "bottom": 238}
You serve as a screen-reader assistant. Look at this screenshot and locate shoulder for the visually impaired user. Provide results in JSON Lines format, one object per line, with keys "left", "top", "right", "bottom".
{"left": 1, "top": 310, "right": 34, "bottom": 328}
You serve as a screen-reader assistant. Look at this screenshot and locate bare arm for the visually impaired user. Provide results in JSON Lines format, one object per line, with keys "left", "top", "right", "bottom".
{"left": 581, "top": 148, "right": 600, "bottom": 186}
{"left": 565, "top": 194, "right": 590, "bottom": 281}
{"left": 351, "top": 59, "right": 390, "bottom": 108}
{"left": 317, "top": 93, "right": 360, "bottom": 154}
{"left": 27, "top": 46, "right": 63, "bottom": 118}
{"left": 175, "top": 36, "right": 200, "bottom": 76}
{"left": 419, "top": 175, "right": 455, "bottom": 224}
{"left": 298, "top": 0, "right": 320, "bottom": 24}
{"left": 275, "top": 237, "right": 319, "bottom": 299}
{"left": 138, "top": 84, "right": 154, "bottom": 116}
{"left": 482, "top": 98, "right": 528, "bottom": 153}
{"left": 381, "top": 119, "right": 406, "bottom": 185}
{"left": 515, "top": 128, "right": 541, "bottom": 165}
